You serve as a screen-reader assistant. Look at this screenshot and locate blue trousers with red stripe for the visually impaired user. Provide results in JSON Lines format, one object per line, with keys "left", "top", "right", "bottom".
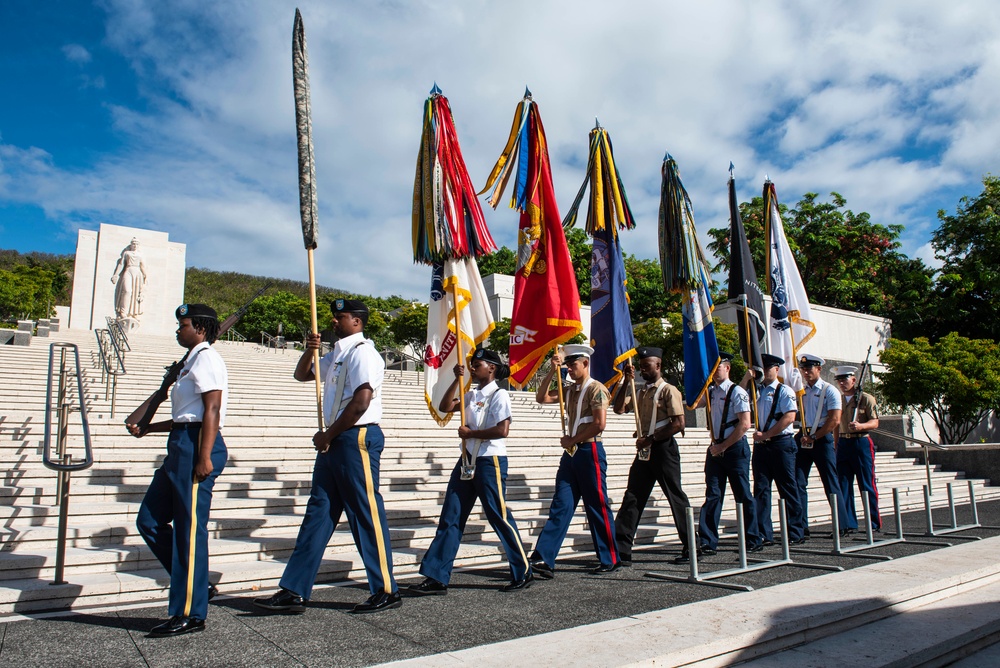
{"left": 136, "top": 423, "right": 227, "bottom": 621}
{"left": 531, "top": 441, "right": 619, "bottom": 568}
{"left": 837, "top": 435, "right": 881, "bottom": 530}
{"left": 419, "top": 455, "right": 530, "bottom": 584}
{"left": 795, "top": 433, "right": 849, "bottom": 534}
{"left": 280, "top": 425, "right": 396, "bottom": 598}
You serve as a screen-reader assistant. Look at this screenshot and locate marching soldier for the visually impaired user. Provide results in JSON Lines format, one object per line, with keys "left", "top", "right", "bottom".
{"left": 612, "top": 347, "right": 692, "bottom": 564}
{"left": 407, "top": 348, "right": 533, "bottom": 595}
{"left": 696, "top": 352, "right": 762, "bottom": 554}
{"left": 795, "top": 353, "right": 849, "bottom": 537}
{"left": 528, "top": 344, "right": 621, "bottom": 578}
{"left": 742, "top": 354, "right": 805, "bottom": 546}
{"left": 833, "top": 365, "right": 881, "bottom": 532}
{"left": 254, "top": 299, "right": 399, "bottom": 615}
{"left": 130, "top": 304, "right": 229, "bottom": 637}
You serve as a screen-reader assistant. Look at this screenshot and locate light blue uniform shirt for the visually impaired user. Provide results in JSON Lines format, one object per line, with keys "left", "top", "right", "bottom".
{"left": 802, "top": 378, "right": 841, "bottom": 434}
{"left": 756, "top": 380, "right": 796, "bottom": 436}
{"left": 709, "top": 379, "right": 750, "bottom": 442}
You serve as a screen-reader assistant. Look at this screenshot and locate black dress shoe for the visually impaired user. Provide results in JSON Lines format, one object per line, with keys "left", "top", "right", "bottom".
{"left": 673, "top": 552, "right": 690, "bottom": 565}
{"left": 697, "top": 545, "right": 716, "bottom": 556}
{"left": 790, "top": 537, "right": 808, "bottom": 545}
{"left": 499, "top": 572, "right": 534, "bottom": 592}
{"left": 405, "top": 578, "right": 447, "bottom": 597}
{"left": 748, "top": 543, "right": 764, "bottom": 553}
{"left": 761, "top": 539, "right": 775, "bottom": 548}
{"left": 529, "top": 559, "right": 554, "bottom": 580}
{"left": 149, "top": 616, "right": 205, "bottom": 637}
{"left": 208, "top": 583, "right": 219, "bottom": 601}
{"left": 590, "top": 561, "right": 623, "bottom": 575}
{"left": 803, "top": 528, "right": 811, "bottom": 537}
{"left": 253, "top": 588, "right": 306, "bottom": 614}
{"left": 351, "top": 589, "right": 402, "bottom": 614}
{"left": 618, "top": 557, "right": 632, "bottom": 567}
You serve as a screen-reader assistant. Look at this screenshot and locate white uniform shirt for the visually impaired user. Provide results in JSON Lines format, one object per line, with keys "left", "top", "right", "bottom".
{"left": 318, "top": 332, "right": 384, "bottom": 426}
{"left": 171, "top": 342, "right": 228, "bottom": 427}
{"left": 802, "top": 378, "right": 841, "bottom": 434}
{"left": 708, "top": 378, "right": 750, "bottom": 442}
{"left": 463, "top": 381, "right": 512, "bottom": 458}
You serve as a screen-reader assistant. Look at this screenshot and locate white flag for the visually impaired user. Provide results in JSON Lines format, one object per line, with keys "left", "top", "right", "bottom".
{"left": 423, "top": 257, "right": 496, "bottom": 425}
{"left": 764, "top": 182, "right": 816, "bottom": 394}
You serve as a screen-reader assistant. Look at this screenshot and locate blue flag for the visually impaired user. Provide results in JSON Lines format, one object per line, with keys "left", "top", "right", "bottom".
{"left": 682, "top": 264, "right": 721, "bottom": 409}
{"left": 590, "top": 222, "right": 636, "bottom": 390}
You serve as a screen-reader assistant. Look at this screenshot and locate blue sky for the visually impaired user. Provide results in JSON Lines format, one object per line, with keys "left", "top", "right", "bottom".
{"left": 2, "top": 1, "right": 999, "bottom": 299}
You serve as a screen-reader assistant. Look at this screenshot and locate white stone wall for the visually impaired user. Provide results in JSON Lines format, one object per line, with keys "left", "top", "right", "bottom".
{"left": 69, "top": 223, "right": 186, "bottom": 337}
{"left": 481, "top": 273, "right": 592, "bottom": 341}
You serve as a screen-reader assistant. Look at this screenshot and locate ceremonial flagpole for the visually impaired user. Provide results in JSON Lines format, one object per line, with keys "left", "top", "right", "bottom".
{"left": 741, "top": 294, "right": 760, "bottom": 431}
{"left": 292, "top": 9, "right": 323, "bottom": 431}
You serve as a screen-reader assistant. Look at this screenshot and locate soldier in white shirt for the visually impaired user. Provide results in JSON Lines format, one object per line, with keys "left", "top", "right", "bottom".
{"left": 254, "top": 299, "right": 399, "bottom": 615}
{"left": 130, "top": 303, "right": 229, "bottom": 637}
{"left": 407, "top": 348, "right": 532, "bottom": 596}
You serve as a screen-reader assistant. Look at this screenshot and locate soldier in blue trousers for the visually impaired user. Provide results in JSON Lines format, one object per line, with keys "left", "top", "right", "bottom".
{"left": 696, "top": 352, "right": 762, "bottom": 554}
{"left": 406, "top": 348, "right": 532, "bottom": 596}
{"left": 254, "top": 299, "right": 399, "bottom": 615}
{"left": 130, "top": 303, "right": 228, "bottom": 637}
{"left": 743, "top": 354, "right": 805, "bottom": 546}
{"left": 529, "top": 344, "right": 621, "bottom": 579}
{"left": 833, "top": 365, "right": 882, "bottom": 532}
{"left": 795, "top": 353, "right": 849, "bottom": 537}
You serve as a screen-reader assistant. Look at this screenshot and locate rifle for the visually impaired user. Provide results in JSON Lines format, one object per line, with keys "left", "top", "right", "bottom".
{"left": 852, "top": 345, "right": 873, "bottom": 422}
{"left": 124, "top": 283, "right": 272, "bottom": 430}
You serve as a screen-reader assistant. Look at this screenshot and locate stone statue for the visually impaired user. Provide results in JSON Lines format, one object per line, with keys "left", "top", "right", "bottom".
{"left": 110, "top": 238, "right": 147, "bottom": 320}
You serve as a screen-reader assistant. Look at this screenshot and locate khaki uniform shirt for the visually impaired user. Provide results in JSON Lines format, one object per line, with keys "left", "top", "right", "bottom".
{"left": 839, "top": 391, "right": 878, "bottom": 435}
{"left": 633, "top": 378, "right": 683, "bottom": 438}
{"left": 565, "top": 377, "right": 611, "bottom": 441}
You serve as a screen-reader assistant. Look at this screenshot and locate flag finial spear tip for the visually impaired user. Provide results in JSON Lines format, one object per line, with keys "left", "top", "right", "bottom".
{"left": 664, "top": 152, "right": 673, "bottom": 162}
{"left": 594, "top": 117, "right": 601, "bottom": 129}
{"left": 430, "top": 82, "right": 442, "bottom": 96}
{"left": 523, "top": 86, "right": 532, "bottom": 99}
{"left": 729, "top": 161, "right": 735, "bottom": 176}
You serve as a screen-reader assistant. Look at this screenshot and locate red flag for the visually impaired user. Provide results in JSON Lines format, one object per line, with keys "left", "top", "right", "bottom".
{"left": 481, "top": 94, "right": 582, "bottom": 387}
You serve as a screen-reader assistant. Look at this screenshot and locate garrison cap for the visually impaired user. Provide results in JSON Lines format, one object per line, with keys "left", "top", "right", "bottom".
{"left": 833, "top": 365, "right": 857, "bottom": 379}
{"left": 330, "top": 298, "right": 369, "bottom": 316}
{"left": 562, "top": 344, "right": 594, "bottom": 362}
{"left": 761, "top": 353, "right": 785, "bottom": 368}
{"left": 636, "top": 346, "right": 663, "bottom": 360}
{"left": 175, "top": 303, "right": 217, "bottom": 321}
{"left": 473, "top": 348, "right": 504, "bottom": 367}
{"left": 798, "top": 353, "right": 825, "bottom": 368}
{"left": 719, "top": 351, "right": 735, "bottom": 363}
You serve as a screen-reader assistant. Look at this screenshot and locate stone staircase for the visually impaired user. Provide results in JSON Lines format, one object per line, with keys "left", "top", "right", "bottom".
{"left": 1, "top": 329, "right": 997, "bottom": 618}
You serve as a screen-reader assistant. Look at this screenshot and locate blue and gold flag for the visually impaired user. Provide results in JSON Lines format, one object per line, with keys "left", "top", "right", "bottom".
{"left": 563, "top": 123, "right": 636, "bottom": 390}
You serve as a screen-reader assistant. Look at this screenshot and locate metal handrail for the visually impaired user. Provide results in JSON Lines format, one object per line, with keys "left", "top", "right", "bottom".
{"left": 224, "top": 328, "right": 247, "bottom": 342}
{"left": 380, "top": 348, "right": 424, "bottom": 385}
{"left": 105, "top": 316, "right": 131, "bottom": 353}
{"left": 42, "top": 343, "right": 94, "bottom": 585}
{"left": 94, "top": 328, "right": 126, "bottom": 416}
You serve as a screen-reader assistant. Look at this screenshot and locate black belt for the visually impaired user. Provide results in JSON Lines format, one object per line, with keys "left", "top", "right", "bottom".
{"left": 841, "top": 433, "right": 870, "bottom": 439}
{"left": 575, "top": 440, "right": 600, "bottom": 447}
{"left": 757, "top": 433, "right": 793, "bottom": 445}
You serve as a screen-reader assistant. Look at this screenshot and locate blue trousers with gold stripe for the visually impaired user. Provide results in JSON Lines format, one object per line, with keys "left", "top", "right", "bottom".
{"left": 280, "top": 424, "right": 396, "bottom": 598}
{"left": 532, "top": 441, "right": 619, "bottom": 568}
{"left": 420, "top": 455, "right": 530, "bottom": 584}
{"left": 136, "top": 423, "right": 227, "bottom": 621}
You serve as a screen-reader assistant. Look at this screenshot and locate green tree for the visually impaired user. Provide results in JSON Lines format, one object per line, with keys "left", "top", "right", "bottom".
{"left": 877, "top": 333, "right": 1000, "bottom": 444}
{"left": 623, "top": 254, "right": 681, "bottom": 322}
{"left": 0, "top": 266, "right": 56, "bottom": 321}
{"left": 364, "top": 310, "right": 396, "bottom": 351}
{"left": 932, "top": 174, "right": 1000, "bottom": 341}
{"left": 632, "top": 314, "right": 742, "bottom": 394}
{"left": 488, "top": 317, "right": 511, "bottom": 358}
{"left": 477, "top": 247, "right": 516, "bottom": 276}
{"left": 565, "top": 226, "right": 592, "bottom": 304}
{"left": 389, "top": 303, "right": 430, "bottom": 351}
{"left": 239, "top": 291, "right": 312, "bottom": 340}
{"left": 706, "top": 192, "right": 933, "bottom": 331}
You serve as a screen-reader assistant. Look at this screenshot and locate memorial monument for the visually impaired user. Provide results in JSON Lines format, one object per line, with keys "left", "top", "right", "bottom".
{"left": 69, "top": 223, "right": 185, "bottom": 337}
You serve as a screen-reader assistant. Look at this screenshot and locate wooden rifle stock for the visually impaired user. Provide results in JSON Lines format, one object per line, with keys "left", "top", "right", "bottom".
{"left": 852, "top": 345, "right": 873, "bottom": 422}
{"left": 124, "top": 283, "right": 273, "bottom": 428}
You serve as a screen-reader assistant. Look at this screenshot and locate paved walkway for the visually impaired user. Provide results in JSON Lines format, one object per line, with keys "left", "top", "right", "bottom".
{"left": 1, "top": 500, "right": 998, "bottom": 667}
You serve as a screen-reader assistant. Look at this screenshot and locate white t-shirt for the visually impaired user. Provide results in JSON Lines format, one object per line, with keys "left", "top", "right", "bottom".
{"left": 463, "top": 381, "right": 513, "bottom": 458}
{"left": 318, "top": 332, "right": 384, "bottom": 426}
{"left": 171, "top": 342, "right": 228, "bottom": 427}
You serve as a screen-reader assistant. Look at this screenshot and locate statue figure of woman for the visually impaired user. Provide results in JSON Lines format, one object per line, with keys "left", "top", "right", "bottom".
{"left": 111, "top": 238, "right": 148, "bottom": 320}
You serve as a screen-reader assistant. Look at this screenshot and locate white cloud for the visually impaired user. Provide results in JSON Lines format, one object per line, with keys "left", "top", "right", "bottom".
{"left": 3, "top": 0, "right": 1000, "bottom": 299}
{"left": 61, "top": 43, "right": 92, "bottom": 64}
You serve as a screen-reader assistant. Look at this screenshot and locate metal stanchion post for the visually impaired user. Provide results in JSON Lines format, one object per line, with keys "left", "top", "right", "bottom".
{"left": 736, "top": 502, "right": 747, "bottom": 569}
{"left": 831, "top": 494, "right": 842, "bottom": 552}
{"left": 948, "top": 483, "right": 958, "bottom": 529}
{"left": 862, "top": 491, "right": 874, "bottom": 544}
{"left": 779, "top": 500, "right": 791, "bottom": 561}
{"left": 52, "top": 453, "right": 71, "bottom": 586}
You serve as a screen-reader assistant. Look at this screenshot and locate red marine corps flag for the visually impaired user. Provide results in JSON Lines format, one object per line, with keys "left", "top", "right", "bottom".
{"left": 480, "top": 89, "right": 583, "bottom": 387}
{"left": 411, "top": 84, "right": 497, "bottom": 426}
